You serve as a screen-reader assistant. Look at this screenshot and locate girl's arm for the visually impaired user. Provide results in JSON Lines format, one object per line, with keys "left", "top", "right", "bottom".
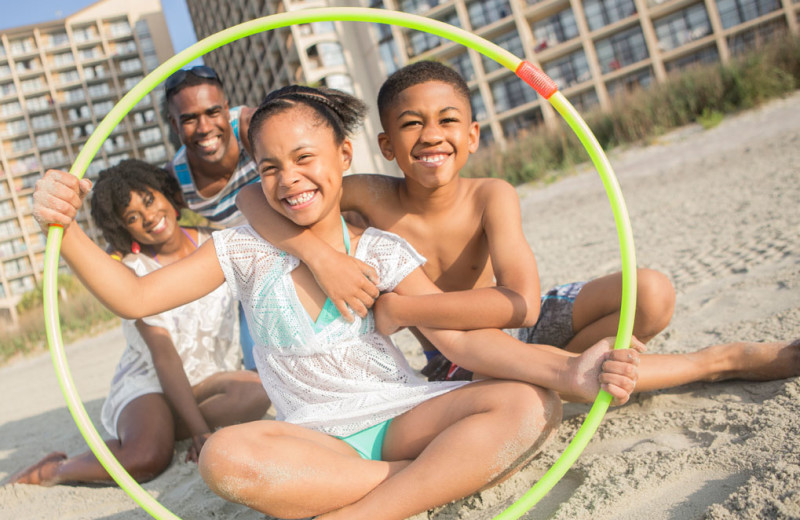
{"left": 382, "top": 267, "right": 642, "bottom": 405}
{"left": 59, "top": 223, "right": 224, "bottom": 319}
{"left": 34, "top": 171, "right": 224, "bottom": 318}
{"left": 236, "top": 183, "right": 378, "bottom": 319}
{"left": 136, "top": 321, "right": 211, "bottom": 461}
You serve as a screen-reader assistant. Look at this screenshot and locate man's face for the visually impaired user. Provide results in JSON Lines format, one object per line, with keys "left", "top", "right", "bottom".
{"left": 168, "top": 84, "right": 233, "bottom": 168}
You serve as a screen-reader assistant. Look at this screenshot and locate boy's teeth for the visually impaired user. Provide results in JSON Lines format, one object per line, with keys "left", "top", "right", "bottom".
{"left": 420, "top": 154, "right": 447, "bottom": 163}
{"left": 286, "top": 191, "right": 314, "bottom": 206}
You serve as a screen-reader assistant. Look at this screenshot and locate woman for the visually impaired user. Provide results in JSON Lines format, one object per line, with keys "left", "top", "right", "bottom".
{"left": 11, "top": 160, "right": 269, "bottom": 486}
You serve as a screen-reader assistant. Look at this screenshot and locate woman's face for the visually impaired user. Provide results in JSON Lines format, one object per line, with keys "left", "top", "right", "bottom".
{"left": 252, "top": 104, "right": 352, "bottom": 229}
{"left": 121, "top": 188, "right": 179, "bottom": 246}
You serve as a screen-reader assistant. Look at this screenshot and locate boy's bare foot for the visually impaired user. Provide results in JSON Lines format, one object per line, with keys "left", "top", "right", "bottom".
{"left": 708, "top": 339, "right": 800, "bottom": 382}
{"left": 8, "top": 452, "right": 67, "bottom": 486}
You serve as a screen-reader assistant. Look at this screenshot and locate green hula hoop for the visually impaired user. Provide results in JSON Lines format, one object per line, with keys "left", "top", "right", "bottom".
{"left": 42, "top": 7, "right": 636, "bottom": 519}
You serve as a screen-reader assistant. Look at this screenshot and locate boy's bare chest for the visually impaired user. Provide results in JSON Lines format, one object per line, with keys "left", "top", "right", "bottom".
{"left": 386, "top": 216, "right": 494, "bottom": 292}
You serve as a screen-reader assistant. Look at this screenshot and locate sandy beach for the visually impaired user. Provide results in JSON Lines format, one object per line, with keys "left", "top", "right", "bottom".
{"left": 1, "top": 91, "right": 799, "bottom": 520}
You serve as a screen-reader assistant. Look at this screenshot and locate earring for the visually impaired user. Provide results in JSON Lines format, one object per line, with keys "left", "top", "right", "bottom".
{"left": 131, "top": 241, "right": 140, "bottom": 254}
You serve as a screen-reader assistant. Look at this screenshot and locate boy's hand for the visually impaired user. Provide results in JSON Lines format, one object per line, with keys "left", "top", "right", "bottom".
{"left": 567, "top": 336, "right": 645, "bottom": 406}
{"left": 32, "top": 169, "right": 92, "bottom": 232}
{"left": 307, "top": 247, "right": 380, "bottom": 321}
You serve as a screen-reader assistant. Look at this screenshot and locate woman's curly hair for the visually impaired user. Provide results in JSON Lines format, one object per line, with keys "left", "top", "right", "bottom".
{"left": 89, "top": 159, "right": 185, "bottom": 254}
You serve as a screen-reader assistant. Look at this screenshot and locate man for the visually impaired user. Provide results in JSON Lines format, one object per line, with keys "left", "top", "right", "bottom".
{"left": 165, "top": 65, "right": 257, "bottom": 228}
{"left": 164, "top": 65, "right": 259, "bottom": 368}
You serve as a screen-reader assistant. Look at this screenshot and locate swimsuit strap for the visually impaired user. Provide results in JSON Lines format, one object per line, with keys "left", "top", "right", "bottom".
{"left": 341, "top": 215, "right": 350, "bottom": 255}
{"left": 152, "top": 227, "right": 199, "bottom": 265}
{"left": 181, "top": 227, "right": 199, "bottom": 247}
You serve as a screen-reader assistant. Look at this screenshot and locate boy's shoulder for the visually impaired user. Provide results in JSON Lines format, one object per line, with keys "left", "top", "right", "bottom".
{"left": 461, "top": 176, "right": 519, "bottom": 204}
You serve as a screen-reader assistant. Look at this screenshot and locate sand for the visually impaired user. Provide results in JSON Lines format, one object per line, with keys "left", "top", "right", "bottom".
{"left": 1, "top": 91, "right": 799, "bottom": 520}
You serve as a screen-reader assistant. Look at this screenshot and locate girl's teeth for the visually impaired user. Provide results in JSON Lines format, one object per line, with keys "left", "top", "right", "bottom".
{"left": 287, "top": 192, "right": 313, "bottom": 206}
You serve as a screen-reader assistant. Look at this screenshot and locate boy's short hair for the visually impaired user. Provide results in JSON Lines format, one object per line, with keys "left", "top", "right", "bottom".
{"left": 377, "top": 61, "right": 471, "bottom": 123}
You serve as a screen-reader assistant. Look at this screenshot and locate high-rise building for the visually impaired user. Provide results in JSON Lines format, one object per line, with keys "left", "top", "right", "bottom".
{"left": 0, "top": 0, "right": 176, "bottom": 325}
{"left": 186, "top": 0, "right": 799, "bottom": 151}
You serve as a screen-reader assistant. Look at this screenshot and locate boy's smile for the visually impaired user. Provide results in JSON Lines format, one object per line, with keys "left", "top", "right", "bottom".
{"left": 378, "top": 81, "right": 479, "bottom": 189}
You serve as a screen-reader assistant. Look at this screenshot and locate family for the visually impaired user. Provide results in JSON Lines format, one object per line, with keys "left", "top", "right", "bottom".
{"left": 9, "top": 62, "right": 798, "bottom": 519}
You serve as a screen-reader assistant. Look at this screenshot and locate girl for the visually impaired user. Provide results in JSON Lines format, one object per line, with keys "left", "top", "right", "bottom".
{"left": 30, "top": 87, "right": 640, "bottom": 519}
{"left": 11, "top": 161, "right": 268, "bottom": 486}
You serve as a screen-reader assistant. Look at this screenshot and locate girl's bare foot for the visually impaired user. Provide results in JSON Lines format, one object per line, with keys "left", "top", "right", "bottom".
{"left": 8, "top": 452, "right": 67, "bottom": 486}
{"left": 710, "top": 339, "right": 800, "bottom": 382}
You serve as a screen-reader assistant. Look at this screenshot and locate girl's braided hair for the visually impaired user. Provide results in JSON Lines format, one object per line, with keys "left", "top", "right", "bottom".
{"left": 248, "top": 85, "right": 367, "bottom": 152}
{"left": 89, "top": 159, "right": 185, "bottom": 254}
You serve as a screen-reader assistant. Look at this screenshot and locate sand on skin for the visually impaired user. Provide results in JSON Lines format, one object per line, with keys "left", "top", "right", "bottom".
{"left": 1, "top": 92, "right": 799, "bottom": 520}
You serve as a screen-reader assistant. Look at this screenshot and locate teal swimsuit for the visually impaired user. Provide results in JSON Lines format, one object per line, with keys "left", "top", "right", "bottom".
{"left": 318, "top": 217, "right": 392, "bottom": 461}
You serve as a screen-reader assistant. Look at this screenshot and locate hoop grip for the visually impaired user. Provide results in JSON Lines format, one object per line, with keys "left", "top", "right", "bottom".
{"left": 515, "top": 61, "right": 558, "bottom": 99}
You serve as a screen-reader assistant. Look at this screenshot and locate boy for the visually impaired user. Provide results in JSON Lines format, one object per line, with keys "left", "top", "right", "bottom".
{"left": 234, "top": 62, "right": 800, "bottom": 390}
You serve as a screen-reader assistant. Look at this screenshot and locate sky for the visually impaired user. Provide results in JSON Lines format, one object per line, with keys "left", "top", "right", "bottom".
{"left": 1, "top": 0, "right": 201, "bottom": 65}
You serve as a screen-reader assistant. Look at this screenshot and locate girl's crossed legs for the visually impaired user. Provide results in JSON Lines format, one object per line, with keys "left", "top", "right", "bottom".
{"left": 199, "top": 379, "right": 561, "bottom": 520}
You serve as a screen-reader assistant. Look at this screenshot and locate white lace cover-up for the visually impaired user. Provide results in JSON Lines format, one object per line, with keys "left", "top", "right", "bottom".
{"left": 100, "top": 229, "right": 241, "bottom": 438}
{"left": 213, "top": 225, "right": 468, "bottom": 437}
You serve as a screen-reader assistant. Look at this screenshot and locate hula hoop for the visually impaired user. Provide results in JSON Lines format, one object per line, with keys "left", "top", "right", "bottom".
{"left": 42, "top": 7, "right": 636, "bottom": 520}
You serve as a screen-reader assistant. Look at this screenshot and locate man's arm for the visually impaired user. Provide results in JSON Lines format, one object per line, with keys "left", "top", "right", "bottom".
{"left": 237, "top": 105, "right": 255, "bottom": 158}
{"left": 235, "top": 183, "right": 379, "bottom": 320}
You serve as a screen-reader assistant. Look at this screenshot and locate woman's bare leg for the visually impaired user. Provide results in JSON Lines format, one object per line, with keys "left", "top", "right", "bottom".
{"left": 174, "top": 370, "right": 269, "bottom": 439}
{"left": 320, "top": 380, "right": 562, "bottom": 520}
{"left": 10, "top": 393, "right": 175, "bottom": 485}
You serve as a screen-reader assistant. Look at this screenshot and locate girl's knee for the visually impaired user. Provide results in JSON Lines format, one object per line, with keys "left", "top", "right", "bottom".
{"left": 501, "top": 383, "right": 563, "bottom": 438}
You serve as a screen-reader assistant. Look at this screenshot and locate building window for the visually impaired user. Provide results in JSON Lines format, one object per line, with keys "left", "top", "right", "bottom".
{"left": 471, "top": 90, "right": 487, "bottom": 121}
{"left": 307, "top": 42, "right": 346, "bottom": 69}
{"left": 48, "top": 32, "right": 70, "bottom": 47}
{"left": 447, "top": 51, "right": 475, "bottom": 83}
{"left": 606, "top": 67, "right": 653, "bottom": 97}
{"left": 36, "top": 132, "right": 59, "bottom": 148}
{"left": 407, "top": 11, "right": 460, "bottom": 56}
{"left": 399, "top": 0, "right": 441, "bottom": 15}
{"left": 322, "top": 74, "right": 355, "bottom": 94}
{"left": 478, "top": 126, "right": 494, "bottom": 148}
{"left": 665, "top": 45, "right": 719, "bottom": 72}
{"left": 378, "top": 40, "right": 401, "bottom": 75}
{"left": 583, "top": 0, "right": 638, "bottom": 31}
{"left": 726, "top": 19, "right": 787, "bottom": 54}
{"left": 467, "top": 0, "right": 513, "bottom": 30}
{"left": 298, "top": 21, "right": 335, "bottom": 36}
{"left": 532, "top": 8, "right": 580, "bottom": 52}
{"left": 491, "top": 75, "right": 537, "bottom": 112}
{"left": 595, "top": 26, "right": 649, "bottom": 73}
{"left": 501, "top": 108, "right": 544, "bottom": 139}
{"left": 716, "top": 0, "right": 781, "bottom": 29}
{"left": 543, "top": 49, "right": 591, "bottom": 88}
{"left": 482, "top": 31, "right": 524, "bottom": 74}
{"left": 655, "top": 4, "right": 712, "bottom": 52}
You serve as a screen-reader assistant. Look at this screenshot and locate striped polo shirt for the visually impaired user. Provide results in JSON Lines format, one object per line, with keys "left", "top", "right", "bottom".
{"left": 166, "top": 106, "right": 259, "bottom": 227}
